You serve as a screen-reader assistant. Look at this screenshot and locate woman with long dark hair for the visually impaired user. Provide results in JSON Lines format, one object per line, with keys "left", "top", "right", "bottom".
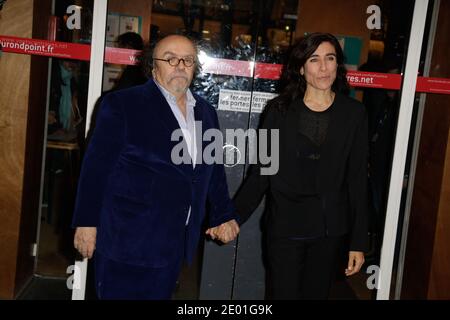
{"left": 233, "top": 32, "right": 368, "bottom": 299}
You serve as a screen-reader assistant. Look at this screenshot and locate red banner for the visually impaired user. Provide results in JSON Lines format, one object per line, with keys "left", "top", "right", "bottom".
{"left": 346, "top": 71, "right": 402, "bottom": 90}
{"left": 2, "top": 35, "right": 450, "bottom": 94}
{"left": 104, "top": 47, "right": 141, "bottom": 65}
{"left": 416, "top": 76, "right": 450, "bottom": 94}
{"left": 254, "top": 62, "right": 283, "bottom": 80}
{"left": 0, "top": 35, "right": 90, "bottom": 60}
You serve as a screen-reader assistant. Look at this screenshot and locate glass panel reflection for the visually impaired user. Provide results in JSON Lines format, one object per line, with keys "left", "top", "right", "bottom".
{"left": 37, "top": 0, "right": 94, "bottom": 280}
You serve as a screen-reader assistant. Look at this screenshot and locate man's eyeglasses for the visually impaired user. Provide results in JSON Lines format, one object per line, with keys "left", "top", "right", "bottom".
{"left": 153, "top": 56, "right": 196, "bottom": 67}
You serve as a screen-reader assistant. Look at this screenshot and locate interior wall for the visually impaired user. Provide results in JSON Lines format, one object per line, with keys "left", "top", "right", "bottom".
{"left": 108, "top": 0, "right": 153, "bottom": 43}
{"left": 0, "top": 0, "right": 52, "bottom": 299}
{"left": 151, "top": 13, "right": 249, "bottom": 46}
{"left": 0, "top": 0, "right": 33, "bottom": 299}
{"left": 402, "top": 0, "right": 450, "bottom": 299}
{"left": 423, "top": 0, "right": 450, "bottom": 299}
{"left": 151, "top": 13, "right": 198, "bottom": 35}
{"left": 428, "top": 116, "right": 450, "bottom": 299}
{"left": 295, "top": 0, "right": 373, "bottom": 66}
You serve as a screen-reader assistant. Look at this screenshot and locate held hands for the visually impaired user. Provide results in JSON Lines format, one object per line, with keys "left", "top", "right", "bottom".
{"left": 345, "top": 251, "right": 365, "bottom": 276}
{"left": 74, "top": 227, "right": 97, "bottom": 259}
{"left": 205, "top": 219, "right": 240, "bottom": 244}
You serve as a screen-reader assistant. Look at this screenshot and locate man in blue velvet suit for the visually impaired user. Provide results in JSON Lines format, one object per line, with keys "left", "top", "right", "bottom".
{"left": 72, "top": 35, "right": 239, "bottom": 299}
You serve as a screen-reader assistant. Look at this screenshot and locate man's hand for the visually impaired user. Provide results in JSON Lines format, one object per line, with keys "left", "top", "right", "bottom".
{"left": 205, "top": 219, "right": 240, "bottom": 244}
{"left": 345, "top": 251, "right": 365, "bottom": 276}
{"left": 74, "top": 227, "right": 97, "bottom": 259}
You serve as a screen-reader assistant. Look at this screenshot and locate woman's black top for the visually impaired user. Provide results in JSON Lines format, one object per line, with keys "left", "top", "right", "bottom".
{"left": 296, "top": 100, "right": 332, "bottom": 195}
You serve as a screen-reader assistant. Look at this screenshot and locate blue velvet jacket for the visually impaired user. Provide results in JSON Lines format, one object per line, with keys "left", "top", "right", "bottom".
{"left": 72, "top": 79, "right": 237, "bottom": 267}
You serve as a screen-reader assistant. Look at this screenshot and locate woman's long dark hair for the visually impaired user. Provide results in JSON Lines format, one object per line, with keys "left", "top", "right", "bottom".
{"left": 269, "top": 32, "right": 350, "bottom": 112}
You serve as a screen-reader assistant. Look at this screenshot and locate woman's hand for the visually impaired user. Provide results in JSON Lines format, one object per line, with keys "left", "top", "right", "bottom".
{"left": 345, "top": 251, "right": 365, "bottom": 276}
{"left": 205, "top": 219, "right": 240, "bottom": 244}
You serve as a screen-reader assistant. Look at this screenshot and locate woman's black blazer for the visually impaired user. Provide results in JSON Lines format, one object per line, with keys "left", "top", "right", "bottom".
{"left": 234, "top": 92, "right": 369, "bottom": 252}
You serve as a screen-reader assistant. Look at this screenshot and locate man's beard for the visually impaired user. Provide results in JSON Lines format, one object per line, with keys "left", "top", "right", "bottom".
{"left": 169, "top": 76, "right": 190, "bottom": 93}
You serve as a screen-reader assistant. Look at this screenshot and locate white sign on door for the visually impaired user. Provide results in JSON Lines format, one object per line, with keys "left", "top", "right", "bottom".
{"left": 218, "top": 89, "right": 278, "bottom": 113}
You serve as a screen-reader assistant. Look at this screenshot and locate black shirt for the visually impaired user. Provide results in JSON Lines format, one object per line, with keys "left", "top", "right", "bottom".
{"left": 296, "top": 100, "right": 333, "bottom": 195}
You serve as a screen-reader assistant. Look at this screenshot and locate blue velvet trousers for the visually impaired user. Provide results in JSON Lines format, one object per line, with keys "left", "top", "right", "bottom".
{"left": 94, "top": 251, "right": 183, "bottom": 300}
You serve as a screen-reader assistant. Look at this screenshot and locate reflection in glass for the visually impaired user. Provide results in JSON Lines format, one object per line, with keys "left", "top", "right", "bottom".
{"left": 36, "top": 0, "right": 94, "bottom": 280}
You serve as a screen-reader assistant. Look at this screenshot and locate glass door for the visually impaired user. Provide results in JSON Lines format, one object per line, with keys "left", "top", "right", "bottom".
{"left": 36, "top": 1, "right": 94, "bottom": 282}
{"left": 0, "top": 0, "right": 107, "bottom": 299}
